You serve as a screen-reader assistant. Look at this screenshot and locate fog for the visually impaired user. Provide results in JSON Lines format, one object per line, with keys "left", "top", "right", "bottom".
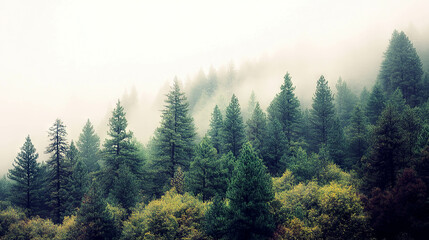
{"left": 1, "top": 0, "right": 429, "bottom": 175}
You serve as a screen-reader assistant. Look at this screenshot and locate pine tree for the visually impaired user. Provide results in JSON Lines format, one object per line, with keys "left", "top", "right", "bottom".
{"left": 363, "top": 104, "right": 406, "bottom": 191}
{"left": 267, "top": 72, "right": 300, "bottom": 147}
{"left": 207, "top": 66, "right": 218, "bottom": 97}
{"left": 110, "top": 164, "right": 139, "bottom": 212}
{"left": 335, "top": 77, "right": 358, "bottom": 127}
{"left": 74, "top": 185, "right": 119, "bottom": 240}
{"left": 77, "top": 119, "right": 100, "bottom": 172}
{"left": 378, "top": 30, "right": 424, "bottom": 106}
{"left": 170, "top": 166, "right": 185, "bottom": 194}
{"left": 223, "top": 94, "right": 245, "bottom": 157}
{"left": 8, "top": 136, "right": 41, "bottom": 215}
{"left": 264, "top": 117, "right": 287, "bottom": 176}
{"left": 45, "top": 119, "right": 70, "bottom": 223}
{"left": 246, "top": 102, "right": 267, "bottom": 157}
{"left": 186, "top": 137, "right": 225, "bottom": 201}
{"left": 208, "top": 105, "right": 223, "bottom": 154}
{"left": 67, "top": 141, "right": 79, "bottom": 167}
{"left": 65, "top": 160, "right": 89, "bottom": 216}
{"left": 327, "top": 117, "right": 346, "bottom": 167}
{"left": 0, "top": 176, "right": 11, "bottom": 202}
{"left": 310, "top": 75, "right": 336, "bottom": 152}
{"left": 226, "top": 142, "right": 275, "bottom": 240}
{"left": 103, "top": 100, "right": 140, "bottom": 175}
{"left": 346, "top": 105, "right": 369, "bottom": 170}
{"left": 204, "top": 195, "right": 228, "bottom": 239}
{"left": 244, "top": 91, "right": 257, "bottom": 121}
{"left": 153, "top": 79, "right": 196, "bottom": 190}
{"left": 366, "top": 84, "right": 386, "bottom": 125}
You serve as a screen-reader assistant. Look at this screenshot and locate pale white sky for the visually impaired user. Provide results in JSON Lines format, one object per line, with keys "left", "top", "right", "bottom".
{"left": 1, "top": 0, "right": 429, "bottom": 174}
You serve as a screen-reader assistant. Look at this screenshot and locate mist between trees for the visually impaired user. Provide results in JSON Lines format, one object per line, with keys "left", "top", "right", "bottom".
{"left": 1, "top": 30, "right": 429, "bottom": 239}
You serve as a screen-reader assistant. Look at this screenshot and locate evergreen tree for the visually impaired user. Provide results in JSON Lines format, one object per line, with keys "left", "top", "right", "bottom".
{"left": 401, "top": 105, "right": 422, "bottom": 163}
{"left": 74, "top": 185, "right": 119, "bottom": 240}
{"left": 152, "top": 79, "right": 196, "bottom": 190}
{"left": 346, "top": 105, "right": 369, "bottom": 170}
{"left": 65, "top": 160, "right": 89, "bottom": 216}
{"left": 45, "top": 119, "right": 70, "bottom": 223}
{"left": 222, "top": 94, "right": 245, "bottom": 157}
{"left": 101, "top": 100, "right": 141, "bottom": 201}
{"left": 77, "top": 119, "right": 100, "bottom": 172}
{"left": 110, "top": 164, "right": 139, "bottom": 212}
{"left": 67, "top": 141, "right": 79, "bottom": 167}
{"left": 335, "top": 77, "right": 358, "bottom": 127}
{"left": 244, "top": 91, "right": 257, "bottom": 121}
{"left": 264, "top": 117, "right": 287, "bottom": 176}
{"left": 204, "top": 195, "right": 228, "bottom": 239}
{"left": 267, "top": 72, "right": 300, "bottom": 147}
{"left": 310, "top": 75, "right": 335, "bottom": 152}
{"left": 246, "top": 102, "right": 267, "bottom": 157}
{"left": 366, "top": 84, "right": 386, "bottom": 125}
{"left": 186, "top": 137, "right": 224, "bottom": 201}
{"left": 378, "top": 30, "right": 424, "bottom": 106}
{"left": 226, "top": 142, "right": 275, "bottom": 240}
{"left": 103, "top": 100, "right": 140, "bottom": 175}
{"left": 207, "top": 66, "right": 218, "bottom": 97}
{"left": 327, "top": 117, "right": 346, "bottom": 167}
{"left": 7, "top": 136, "right": 41, "bottom": 215}
{"left": 171, "top": 166, "right": 185, "bottom": 194}
{"left": 363, "top": 104, "right": 406, "bottom": 191}
{"left": 208, "top": 105, "right": 223, "bottom": 154}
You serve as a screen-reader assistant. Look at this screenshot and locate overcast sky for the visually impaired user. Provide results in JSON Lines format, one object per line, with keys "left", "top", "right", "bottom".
{"left": 1, "top": 0, "right": 429, "bottom": 175}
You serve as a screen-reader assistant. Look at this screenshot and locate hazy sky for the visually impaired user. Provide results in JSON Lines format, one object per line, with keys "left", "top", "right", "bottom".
{"left": 1, "top": 0, "right": 429, "bottom": 175}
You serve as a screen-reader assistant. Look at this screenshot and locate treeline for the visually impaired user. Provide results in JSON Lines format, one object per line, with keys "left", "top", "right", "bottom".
{"left": 1, "top": 30, "right": 429, "bottom": 239}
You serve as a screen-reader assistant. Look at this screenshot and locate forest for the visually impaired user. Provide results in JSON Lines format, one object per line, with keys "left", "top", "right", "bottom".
{"left": 1, "top": 30, "right": 429, "bottom": 240}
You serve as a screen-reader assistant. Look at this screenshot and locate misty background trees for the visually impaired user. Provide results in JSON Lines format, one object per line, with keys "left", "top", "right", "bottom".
{"left": 1, "top": 30, "right": 429, "bottom": 239}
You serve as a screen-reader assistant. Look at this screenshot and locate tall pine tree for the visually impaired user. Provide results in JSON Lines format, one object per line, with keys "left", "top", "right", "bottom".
{"left": 222, "top": 94, "right": 245, "bottom": 157}
{"left": 208, "top": 105, "right": 223, "bottom": 154}
{"left": 45, "top": 119, "right": 70, "bottom": 223}
{"left": 77, "top": 119, "right": 100, "bottom": 173}
{"left": 152, "top": 79, "right": 196, "bottom": 190}
{"left": 267, "top": 72, "right": 300, "bottom": 147}
{"left": 8, "top": 136, "right": 41, "bottom": 216}
{"left": 346, "top": 105, "right": 369, "bottom": 170}
{"left": 378, "top": 30, "right": 423, "bottom": 106}
{"left": 246, "top": 102, "right": 267, "bottom": 157}
{"left": 335, "top": 77, "right": 358, "bottom": 127}
{"left": 226, "top": 142, "right": 275, "bottom": 240}
{"left": 366, "top": 84, "right": 386, "bottom": 125}
{"left": 310, "top": 75, "right": 335, "bottom": 152}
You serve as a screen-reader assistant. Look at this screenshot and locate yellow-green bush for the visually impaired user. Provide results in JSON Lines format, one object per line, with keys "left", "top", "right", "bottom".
{"left": 122, "top": 190, "right": 209, "bottom": 240}
{"left": 4, "top": 217, "right": 58, "bottom": 240}
{"left": 0, "top": 207, "right": 26, "bottom": 237}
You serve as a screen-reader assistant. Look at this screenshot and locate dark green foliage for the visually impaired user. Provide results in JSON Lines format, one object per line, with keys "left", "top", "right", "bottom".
{"left": 208, "top": 105, "right": 223, "bottom": 154}
{"left": 65, "top": 160, "right": 89, "bottom": 216}
{"left": 359, "top": 87, "right": 370, "bottom": 106}
{"left": 77, "top": 119, "right": 100, "bottom": 172}
{"left": 267, "top": 73, "right": 301, "bottom": 147}
{"left": 346, "top": 105, "right": 369, "bottom": 170}
{"left": 67, "top": 140, "right": 79, "bottom": 167}
{"left": 103, "top": 100, "right": 140, "bottom": 175}
{"left": 401, "top": 105, "right": 422, "bottom": 163}
{"left": 378, "top": 30, "right": 424, "bottom": 106}
{"left": 204, "top": 195, "right": 228, "bottom": 239}
{"left": 102, "top": 100, "right": 142, "bottom": 200}
{"left": 298, "top": 109, "right": 312, "bottom": 151}
{"left": 187, "top": 137, "right": 228, "bottom": 201}
{"left": 222, "top": 94, "right": 245, "bottom": 157}
{"left": 335, "top": 78, "right": 358, "bottom": 127}
{"left": 310, "top": 75, "right": 335, "bottom": 152}
{"left": 226, "top": 142, "right": 275, "bottom": 240}
{"left": 7, "top": 136, "right": 41, "bottom": 216}
{"left": 111, "top": 164, "right": 139, "bottom": 212}
{"left": 287, "top": 147, "right": 322, "bottom": 183}
{"left": 363, "top": 104, "right": 406, "bottom": 191}
{"left": 366, "top": 84, "right": 386, "bottom": 125}
{"left": 327, "top": 117, "right": 346, "bottom": 167}
{"left": 246, "top": 102, "right": 267, "bottom": 157}
{"left": 264, "top": 117, "right": 287, "bottom": 176}
{"left": 45, "top": 119, "right": 70, "bottom": 223}
{"left": 153, "top": 79, "right": 196, "bottom": 190}
{"left": 74, "top": 186, "right": 119, "bottom": 240}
